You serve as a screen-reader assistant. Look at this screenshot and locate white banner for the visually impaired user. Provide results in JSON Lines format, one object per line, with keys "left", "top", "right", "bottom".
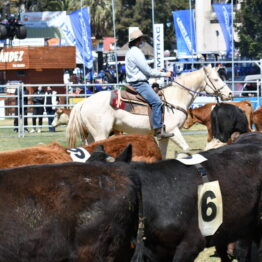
{"left": 20, "top": 11, "right": 66, "bottom": 28}
{"left": 153, "top": 24, "right": 164, "bottom": 69}
{"left": 12, "top": 38, "right": 45, "bottom": 47}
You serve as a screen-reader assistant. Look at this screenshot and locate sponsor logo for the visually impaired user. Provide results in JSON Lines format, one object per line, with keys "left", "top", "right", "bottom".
{"left": 222, "top": 6, "right": 232, "bottom": 39}
{"left": 154, "top": 25, "right": 164, "bottom": 69}
{"left": 0, "top": 50, "right": 24, "bottom": 63}
{"left": 176, "top": 17, "right": 193, "bottom": 53}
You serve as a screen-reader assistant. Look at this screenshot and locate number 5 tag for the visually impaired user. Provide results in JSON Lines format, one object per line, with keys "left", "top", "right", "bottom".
{"left": 198, "top": 180, "right": 223, "bottom": 236}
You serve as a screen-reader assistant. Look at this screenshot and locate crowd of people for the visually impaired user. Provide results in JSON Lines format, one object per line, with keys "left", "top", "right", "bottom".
{"left": 13, "top": 85, "right": 59, "bottom": 133}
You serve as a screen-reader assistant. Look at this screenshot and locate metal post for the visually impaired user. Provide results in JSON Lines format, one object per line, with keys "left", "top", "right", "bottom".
{"left": 81, "top": 0, "right": 86, "bottom": 83}
{"left": 231, "top": 0, "right": 234, "bottom": 94}
{"left": 111, "top": 0, "right": 119, "bottom": 83}
{"left": 189, "top": 0, "right": 193, "bottom": 68}
{"left": 152, "top": 0, "right": 155, "bottom": 68}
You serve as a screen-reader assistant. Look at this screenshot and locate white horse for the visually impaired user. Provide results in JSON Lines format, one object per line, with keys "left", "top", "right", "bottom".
{"left": 66, "top": 65, "right": 232, "bottom": 157}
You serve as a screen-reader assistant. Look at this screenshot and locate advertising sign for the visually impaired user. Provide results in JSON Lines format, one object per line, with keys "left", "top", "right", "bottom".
{"left": 61, "top": 8, "right": 93, "bottom": 69}
{"left": 213, "top": 4, "right": 233, "bottom": 58}
{"left": 172, "top": 10, "right": 196, "bottom": 58}
{"left": 153, "top": 24, "right": 164, "bottom": 69}
{"left": 20, "top": 11, "right": 66, "bottom": 28}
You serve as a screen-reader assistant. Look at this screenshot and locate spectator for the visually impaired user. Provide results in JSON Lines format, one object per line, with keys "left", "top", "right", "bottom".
{"left": 13, "top": 86, "right": 29, "bottom": 133}
{"left": 44, "top": 86, "right": 59, "bottom": 132}
{"left": 30, "top": 86, "right": 45, "bottom": 133}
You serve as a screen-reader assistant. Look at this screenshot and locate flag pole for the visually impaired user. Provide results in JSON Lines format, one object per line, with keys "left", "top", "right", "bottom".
{"left": 80, "top": 0, "right": 86, "bottom": 83}
{"left": 111, "top": 0, "right": 119, "bottom": 83}
{"left": 152, "top": 0, "right": 156, "bottom": 68}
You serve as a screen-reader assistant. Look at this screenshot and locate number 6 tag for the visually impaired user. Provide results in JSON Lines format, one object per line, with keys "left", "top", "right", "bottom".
{"left": 198, "top": 180, "right": 223, "bottom": 236}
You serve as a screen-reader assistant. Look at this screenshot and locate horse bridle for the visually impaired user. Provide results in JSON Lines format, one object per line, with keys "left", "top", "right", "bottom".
{"left": 204, "top": 70, "right": 228, "bottom": 98}
{"left": 161, "top": 68, "right": 229, "bottom": 115}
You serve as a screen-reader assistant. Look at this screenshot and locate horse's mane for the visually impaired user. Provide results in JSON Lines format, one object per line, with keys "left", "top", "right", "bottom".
{"left": 162, "top": 68, "right": 205, "bottom": 90}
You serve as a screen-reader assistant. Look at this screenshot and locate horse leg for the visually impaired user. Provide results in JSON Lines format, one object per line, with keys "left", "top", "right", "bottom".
{"left": 158, "top": 139, "right": 169, "bottom": 159}
{"left": 170, "top": 127, "right": 190, "bottom": 152}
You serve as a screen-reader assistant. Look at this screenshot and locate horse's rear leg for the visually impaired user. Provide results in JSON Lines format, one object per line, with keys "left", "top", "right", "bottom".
{"left": 158, "top": 139, "right": 168, "bottom": 159}
{"left": 170, "top": 127, "right": 190, "bottom": 152}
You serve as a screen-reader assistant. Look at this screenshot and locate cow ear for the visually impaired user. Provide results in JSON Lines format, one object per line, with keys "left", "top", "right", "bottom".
{"left": 115, "top": 144, "right": 132, "bottom": 162}
{"left": 94, "top": 144, "right": 105, "bottom": 152}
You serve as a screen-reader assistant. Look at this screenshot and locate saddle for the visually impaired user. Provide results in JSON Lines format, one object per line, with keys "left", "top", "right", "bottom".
{"left": 110, "top": 85, "right": 165, "bottom": 122}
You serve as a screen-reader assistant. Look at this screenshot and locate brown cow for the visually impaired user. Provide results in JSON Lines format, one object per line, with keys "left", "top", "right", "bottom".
{"left": 252, "top": 106, "right": 262, "bottom": 131}
{"left": 0, "top": 134, "right": 161, "bottom": 169}
{"left": 183, "top": 100, "right": 253, "bottom": 141}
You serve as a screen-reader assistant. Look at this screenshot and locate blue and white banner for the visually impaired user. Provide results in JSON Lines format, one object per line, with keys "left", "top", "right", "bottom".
{"left": 172, "top": 10, "right": 196, "bottom": 58}
{"left": 213, "top": 4, "right": 233, "bottom": 58}
{"left": 67, "top": 8, "right": 93, "bottom": 69}
{"left": 20, "top": 9, "right": 93, "bottom": 69}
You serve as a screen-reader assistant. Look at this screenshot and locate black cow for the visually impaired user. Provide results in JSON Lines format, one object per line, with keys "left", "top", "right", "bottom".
{"left": 129, "top": 142, "right": 262, "bottom": 262}
{"left": 233, "top": 131, "right": 262, "bottom": 145}
{"left": 0, "top": 142, "right": 261, "bottom": 262}
{"left": 211, "top": 103, "right": 249, "bottom": 143}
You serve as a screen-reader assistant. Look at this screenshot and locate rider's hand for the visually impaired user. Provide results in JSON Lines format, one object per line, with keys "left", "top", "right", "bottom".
{"left": 165, "top": 71, "right": 172, "bottom": 78}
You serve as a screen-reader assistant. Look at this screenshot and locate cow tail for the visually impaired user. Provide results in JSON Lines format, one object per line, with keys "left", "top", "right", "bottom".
{"left": 66, "top": 101, "right": 88, "bottom": 147}
{"left": 131, "top": 195, "right": 145, "bottom": 262}
{"left": 131, "top": 187, "right": 156, "bottom": 262}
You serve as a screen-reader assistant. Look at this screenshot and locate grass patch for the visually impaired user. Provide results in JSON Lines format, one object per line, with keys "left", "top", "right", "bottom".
{"left": 0, "top": 118, "right": 208, "bottom": 154}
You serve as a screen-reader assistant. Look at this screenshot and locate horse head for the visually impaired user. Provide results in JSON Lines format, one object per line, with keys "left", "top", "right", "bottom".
{"left": 203, "top": 64, "right": 232, "bottom": 101}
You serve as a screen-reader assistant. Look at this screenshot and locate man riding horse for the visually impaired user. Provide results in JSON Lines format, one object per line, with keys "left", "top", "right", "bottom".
{"left": 125, "top": 28, "right": 174, "bottom": 139}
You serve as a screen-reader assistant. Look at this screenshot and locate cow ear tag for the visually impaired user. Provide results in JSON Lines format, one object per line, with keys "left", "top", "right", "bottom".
{"left": 176, "top": 154, "right": 223, "bottom": 236}
{"left": 67, "top": 147, "right": 91, "bottom": 162}
{"left": 198, "top": 181, "right": 223, "bottom": 236}
{"left": 176, "top": 153, "right": 207, "bottom": 165}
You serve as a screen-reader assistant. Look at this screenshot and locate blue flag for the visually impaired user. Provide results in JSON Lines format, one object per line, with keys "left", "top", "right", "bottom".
{"left": 213, "top": 4, "right": 233, "bottom": 58}
{"left": 68, "top": 8, "right": 93, "bottom": 69}
{"left": 172, "top": 10, "right": 196, "bottom": 58}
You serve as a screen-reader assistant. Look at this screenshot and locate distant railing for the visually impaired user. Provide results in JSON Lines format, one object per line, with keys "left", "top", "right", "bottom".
{"left": 0, "top": 73, "right": 261, "bottom": 137}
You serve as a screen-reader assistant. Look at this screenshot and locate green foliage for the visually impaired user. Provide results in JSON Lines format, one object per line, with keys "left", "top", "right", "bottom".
{"left": 115, "top": 0, "right": 189, "bottom": 49}
{"left": 235, "top": 0, "right": 262, "bottom": 58}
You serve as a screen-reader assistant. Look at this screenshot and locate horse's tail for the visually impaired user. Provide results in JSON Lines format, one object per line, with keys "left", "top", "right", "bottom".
{"left": 66, "top": 101, "right": 89, "bottom": 148}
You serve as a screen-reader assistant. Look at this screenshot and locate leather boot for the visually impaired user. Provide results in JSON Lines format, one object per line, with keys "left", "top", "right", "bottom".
{"left": 154, "top": 126, "right": 174, "bottom": 140}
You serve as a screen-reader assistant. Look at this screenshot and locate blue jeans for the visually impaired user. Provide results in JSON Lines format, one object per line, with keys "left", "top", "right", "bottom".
{"left": 131, "top": 81, "right": 163, "bottom": 129}
{"left": 46, "top": 108, "right": 56, "bottom": 132}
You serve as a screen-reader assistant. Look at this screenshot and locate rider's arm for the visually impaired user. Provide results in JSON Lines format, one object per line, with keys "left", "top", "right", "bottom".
{"left": 132, "top": 48, "right": 166, "bottom": 78}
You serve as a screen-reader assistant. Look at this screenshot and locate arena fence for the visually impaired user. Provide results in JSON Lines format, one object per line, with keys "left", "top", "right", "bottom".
{"left": 0, "top": 63, "right": 261, "bottom": 138}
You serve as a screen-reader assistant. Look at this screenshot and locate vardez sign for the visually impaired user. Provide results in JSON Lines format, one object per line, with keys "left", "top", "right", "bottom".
{"left": 153, "top": 24, "right": 164, "bottom": 70}
{"left": 0, "top": 50, "right": 24, "bottom": 63}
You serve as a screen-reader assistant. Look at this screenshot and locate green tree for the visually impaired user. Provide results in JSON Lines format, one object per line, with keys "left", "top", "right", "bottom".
{"left": 115, "top": 0, "right": 189, "bottom": 49}
{"left": 83, "top": 0, "right": 113, "bottom": 39}
{"left": 235, "top": 0, "right": 262, "bottom": 58}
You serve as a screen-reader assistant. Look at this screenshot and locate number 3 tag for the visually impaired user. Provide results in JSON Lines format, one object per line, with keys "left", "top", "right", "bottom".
{"left": 198, "top": 180, "right": 223, "bottom": 236}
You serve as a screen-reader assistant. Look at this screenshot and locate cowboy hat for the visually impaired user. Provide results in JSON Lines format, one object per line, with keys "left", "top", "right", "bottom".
{"left": 129, "top": 29, "right": 145, "bottom": 43}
